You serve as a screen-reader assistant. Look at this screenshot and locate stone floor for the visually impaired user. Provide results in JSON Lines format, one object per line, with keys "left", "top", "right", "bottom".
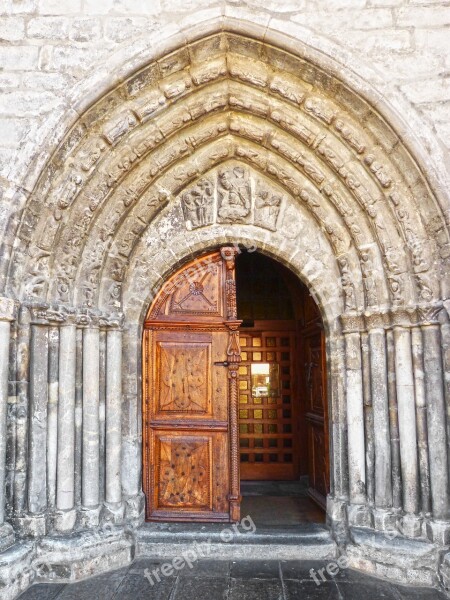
{"left": 240, "top": 480, "right": 325, "bottom": 526}
{"left": 17, "top": 559, "right": 447, "bottom": 599}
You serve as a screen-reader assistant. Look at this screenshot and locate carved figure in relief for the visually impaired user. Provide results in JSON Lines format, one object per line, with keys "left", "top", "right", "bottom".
{"left": 103, "top": 113, "right": 137, "bottom": 146}
{"left": 334, "top": 119, "right": 365, "bottom": 154}
{"left": 25, "top": 248, "right": 50, "bottom": 297}
{"left": 182, "top": 179, "right": 214, "bottom": 229}
{"left": 367, "top": 205, "right": 392, "bottom": 252}
{"left": 360, "top": 250, "right": 378, "bottom": 306}
{"left": 57, "top": 173, "right": 83, "bottom": 212}
{"left": 364, "top": 155, "right": 392, "bottom": 188}
{"left": 304, "top": 97, "right": 336, "bottom": 124}
{"left": 79, "top": 139, "right": 107, "bottom": 171}
{"left": 269, "top": 77, "right": 305, "bottom": 105}
{"left": 217, "top": 167, "right": 251, "bottom": 223}
{"left": 388, "top": 275, "right": 403, "bottom": 303}
{"left": 338, "top": 257, "right": 357, "bottom": 311}
{"left": 254, "top": 185, "right": 282, "bottom": 231}
{"left": 416, "top": 274, "right": 434, "bottom": 302}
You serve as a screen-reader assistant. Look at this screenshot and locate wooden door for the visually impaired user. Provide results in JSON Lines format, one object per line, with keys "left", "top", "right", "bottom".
{"left": 143, "top": 248, "right": 241, "bottom": 522}
{"left": 303, "top": 328, "right": 329, "bottom": 508}
{"left": 238, "top": 324, "right": 300, "bottom": 480}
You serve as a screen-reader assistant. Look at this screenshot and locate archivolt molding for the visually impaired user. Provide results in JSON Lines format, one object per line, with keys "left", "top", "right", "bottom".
{"left": 4, "top": 32, "right": 448, "bottom": 317}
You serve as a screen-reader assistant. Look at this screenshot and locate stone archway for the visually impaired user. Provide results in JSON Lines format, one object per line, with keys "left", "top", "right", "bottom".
{"left": 0, "top": 21, "right": 449, "bottom": 594}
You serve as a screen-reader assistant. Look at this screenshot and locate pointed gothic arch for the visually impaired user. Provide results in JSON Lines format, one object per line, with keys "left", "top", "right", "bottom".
{"left": 0, "top": 20, "right": 449, "bottom": 594}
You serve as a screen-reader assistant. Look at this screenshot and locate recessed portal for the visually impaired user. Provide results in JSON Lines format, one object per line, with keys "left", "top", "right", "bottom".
{"left": 143, "top": 247, "right": 329, "bottom": 524}
{"left": 236, "top": 251, "right": 329, "bottom": 524}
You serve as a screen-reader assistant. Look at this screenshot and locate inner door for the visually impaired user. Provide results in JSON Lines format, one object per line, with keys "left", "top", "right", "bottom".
{"left": 238, "top": 325, "right": 300, "bottom": 480}
{"left": 143, "top": 248, "right": 241, "bottom": 522}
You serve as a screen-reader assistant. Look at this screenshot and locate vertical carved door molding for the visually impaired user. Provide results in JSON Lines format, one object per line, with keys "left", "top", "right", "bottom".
{"left": 143, "top": 248, "right": 241, "bottom": 522}
{"left": 222, "top": 246, "right": 242, "bottom": 521}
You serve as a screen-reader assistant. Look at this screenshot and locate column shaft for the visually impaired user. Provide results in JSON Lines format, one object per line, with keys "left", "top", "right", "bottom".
{"left": 106, "top": 329, "right": 122, "bottom": 505}
{"left": 387, "top": 330, "right": 402, "bottom": 509}
{"left": 423, "top": 324, "right": 449, "bottom": 519}
{"left": 369, "top": 328, "right": 392, "bottom": 508}
{"left": 411, "top": 327, "right": 431, "bottom": 514}
{"left": 361, "top": 332, "right": 375, "bottom": 505}
{"left": 14, "top": 306, "right": 30, "bottom": 513}
{"left": 57, "top": 325, "right": 76, "bottom": 510}
{"left": 47, "top": 326, "right": 59, "bottom": 508}
{"left": 28, "top": 324, "right": 49, "bottom": 514}
{"left": 82, "top": 327, "right": 100, "bottom": 508}
{"left": 0, "top": 320, "right": 11, "bottom": 524}
{"left": 344, "top": 331, "right": 366, "bottom": 504}
{"left": 393, "top": 326, "right": 419, "bottom": 514}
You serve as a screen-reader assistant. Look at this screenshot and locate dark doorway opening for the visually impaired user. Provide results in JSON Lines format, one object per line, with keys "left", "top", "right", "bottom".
{"left": 236, "top": 250, "right": 328, "bottom": 525}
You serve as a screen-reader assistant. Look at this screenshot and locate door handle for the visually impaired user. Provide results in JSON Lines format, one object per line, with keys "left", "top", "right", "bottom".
{"left": 214, "top": 360, "right": 230, "bottom": 367}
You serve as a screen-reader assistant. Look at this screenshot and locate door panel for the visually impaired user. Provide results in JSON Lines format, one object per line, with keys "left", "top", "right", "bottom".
{"left": 148, "top": 330, "right": 228, "bottom": 424}
{"left": 303, "top": 328, "right": 329, "bottom": 508}
{"left": 150, "top": 430, "right": 230, "bottom": 521}
{"left": 143, "top": 249, "right": 241, "bottom": 522}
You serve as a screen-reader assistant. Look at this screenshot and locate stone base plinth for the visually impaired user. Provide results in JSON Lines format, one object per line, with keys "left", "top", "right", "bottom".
{"left": 347, "top": 526, "right": 439, "bottom": 587}
{"left": 0, "top": 522, "right": 14, "bottom": 552}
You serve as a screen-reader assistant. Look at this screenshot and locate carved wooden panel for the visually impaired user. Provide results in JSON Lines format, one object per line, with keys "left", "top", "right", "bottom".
{"left": 147, "top": 252, "right": 225, "bottom": 322}
{"left": 143, "top": 248, "right": 240, "bottom": 523}
{"left": 305, "top": 333, "right": 324, "bottom": 414}
{"left": 157, "top": 341, "right": 211, "bottom": 414}
{"left": 156, "top": 435, "right": 212, "bottom": 510}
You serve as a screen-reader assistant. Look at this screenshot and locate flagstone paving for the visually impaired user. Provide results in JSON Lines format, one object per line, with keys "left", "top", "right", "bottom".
{"left": 17, "top": 559, "right": 447, "bottom": 599}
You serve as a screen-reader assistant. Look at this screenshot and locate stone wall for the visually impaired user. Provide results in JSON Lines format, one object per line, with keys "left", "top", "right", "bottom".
{"left": 0, "top": 3, "right": 449, "bottom": 599}
{"left": 0, "top": 0, "right": 449, "bottom": 198}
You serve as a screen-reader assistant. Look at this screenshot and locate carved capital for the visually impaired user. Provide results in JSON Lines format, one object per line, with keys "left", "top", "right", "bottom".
{"left": 29, "top": 303, "right": 68, "bottom": 325}
{"left": 340, "top": 312, "right": 365, "bottom": 333}
{"left": 0, "top": 296, "right": 17, "bottom": 322}
{"left": 98, "top": 312, "right": 125, "bottom": 330}
{"left": 389, "top": 307, "right": 417, "bottom": 328}
{"left": 364, "top": 310, "right": 390, "bottom": 331}
{"left": 75, "top": 311, "right": 96, "bottom": 328}
{"left": 417, "top": 302, "right": 444, "bottom": 326}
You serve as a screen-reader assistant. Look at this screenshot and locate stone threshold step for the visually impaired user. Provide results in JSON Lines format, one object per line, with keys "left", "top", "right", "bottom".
{"left": 136, "top": 523, "right": 337, "bottom": 560}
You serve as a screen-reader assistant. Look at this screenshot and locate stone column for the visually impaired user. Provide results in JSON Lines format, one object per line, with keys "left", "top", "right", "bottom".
{"left": 81, "top": 323, "right": 101, "bottom": 526}
{"left": 27, "top": 307, "right": 50, "bottom": 536}
{"left": 121, "top": 325, "right": 145, "bottom": 524}
{"left": 47, "top": 326, "right": 59, "bottom": 510}
{"left": 386, "top": 329, "right": 402, "bottom": 510}
{"left": 13, "top": 305, "right": 30, "bottom": 518}
{"left": 55, "top": 323, "right": 77, "bottom": 532}
{"left": 366, "top": 312, "right": 393, "bottom": 528}
{"left": 341, "top": 314, "right": 368, "bottom": 524}
{"left": 420, "top": 306, "right": 449, "bottom": 543}
{"left": 105, "top": 326, "right": 123, "bottom": 519}
{"left": 391, "top": 310, "right": 420, "bottom": 532}
{"left": 0, "top": 297, "right": 15, "bottom": 551}
{"left": 410, "top": 323, "right": 431, "bottom": 516}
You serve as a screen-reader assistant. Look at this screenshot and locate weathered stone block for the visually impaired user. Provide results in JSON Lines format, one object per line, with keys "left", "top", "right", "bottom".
{"left": 0, "top": 47, "right": 39, "bottom": 71}
{"left": 0, "top": 17, "right": 25, "bottom": 41}
{"left": 38, "top": 0, "right": 82, "bottom": 15}
{"left": 27, "top": 17, "right": 69, "bottom": 39}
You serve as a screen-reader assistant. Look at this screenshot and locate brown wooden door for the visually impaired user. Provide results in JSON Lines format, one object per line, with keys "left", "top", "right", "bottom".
{"left": 238, "top": 323, "right": 300, "bottom": 481}
{"left": 143, "top": 248, "right": 241, "bottom": 522}
{"left": 303, "top": 328, "right": 329, "bottom": 508}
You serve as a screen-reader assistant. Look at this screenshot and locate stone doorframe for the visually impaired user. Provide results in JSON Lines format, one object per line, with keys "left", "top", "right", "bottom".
{"left": 0, "top": 15, "right": 449, "bottom": 595}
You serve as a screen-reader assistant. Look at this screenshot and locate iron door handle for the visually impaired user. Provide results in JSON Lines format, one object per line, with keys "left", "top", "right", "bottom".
{"left": 214, "top": 361, "right": 230, "bottom": 367}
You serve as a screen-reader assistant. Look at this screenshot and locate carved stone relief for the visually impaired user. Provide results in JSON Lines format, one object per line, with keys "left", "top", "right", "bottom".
{"left": 182, "top": 179, "right": 214, "bottom": 229}
{"left": 177, "top": 163, "right": 285, "bottom": 233}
